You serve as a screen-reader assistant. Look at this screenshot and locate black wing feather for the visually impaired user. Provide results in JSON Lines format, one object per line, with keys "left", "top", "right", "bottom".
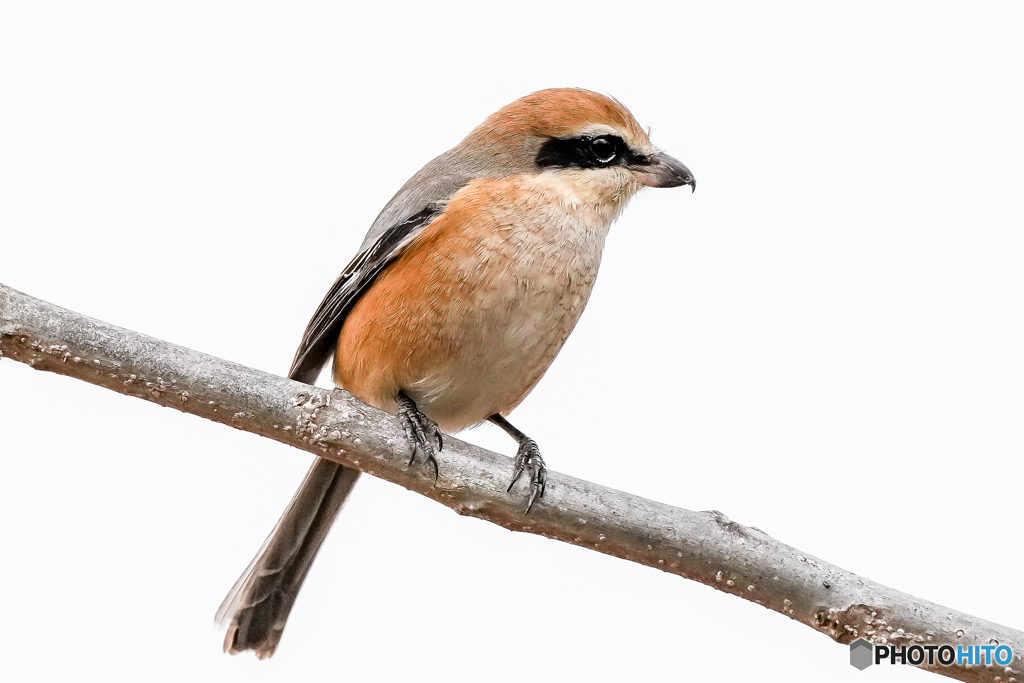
{"left": 288, "top": 207, "right": 439, "bottom": 384}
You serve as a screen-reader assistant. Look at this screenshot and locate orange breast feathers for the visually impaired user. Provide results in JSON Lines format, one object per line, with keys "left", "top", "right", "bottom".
{"left": 333, "top": 175, "right": 613, "bottom": 432}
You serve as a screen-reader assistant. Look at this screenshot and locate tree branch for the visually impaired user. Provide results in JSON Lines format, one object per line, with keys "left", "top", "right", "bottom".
{"left": 1, "top": 282, "right": 1020, "bottom": 681}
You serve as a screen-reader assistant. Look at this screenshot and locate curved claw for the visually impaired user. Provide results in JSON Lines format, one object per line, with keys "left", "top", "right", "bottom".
{"left": 396, "top": 393, "right": 442, "bottom": 482}
{"left": 507, "top": 437, "right": 546, "bottom": 514}
{"left": 524, "top": 451, "right": 547, "bottom": 514}
{"left": 507, "top": 461, "right": 525, "bottom": 493}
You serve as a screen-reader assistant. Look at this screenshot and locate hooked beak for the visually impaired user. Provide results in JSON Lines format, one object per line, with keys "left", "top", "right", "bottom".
{"left": 631, "top": 151, "right": 695, "bottom": 191}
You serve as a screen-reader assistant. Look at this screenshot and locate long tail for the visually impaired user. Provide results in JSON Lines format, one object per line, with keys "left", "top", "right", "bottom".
{"left": 216, "top": 457, "right": 360, "bottom": 658}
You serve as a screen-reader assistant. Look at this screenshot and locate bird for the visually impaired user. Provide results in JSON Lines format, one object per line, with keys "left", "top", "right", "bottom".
{"left": 216, "top": 88, "right": 695, "bottom": 658}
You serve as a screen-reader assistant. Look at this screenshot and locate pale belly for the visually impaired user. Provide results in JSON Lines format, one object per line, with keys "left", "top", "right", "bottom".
{"left": 403, "top": 239, "right": 600, "bottom": 430}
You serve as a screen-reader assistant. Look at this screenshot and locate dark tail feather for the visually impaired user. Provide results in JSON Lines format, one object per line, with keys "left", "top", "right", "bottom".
{"left": 216, "top": 458, "right": 360, "bottom": 658}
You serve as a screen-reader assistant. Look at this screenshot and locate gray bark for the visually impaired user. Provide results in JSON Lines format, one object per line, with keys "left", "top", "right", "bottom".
{"left": 1, "top": 281, "right": 1020, "bottom": 682}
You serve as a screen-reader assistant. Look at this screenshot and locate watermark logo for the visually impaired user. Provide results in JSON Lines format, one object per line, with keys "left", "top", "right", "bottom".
{"left": 850, "top": 639, "right": 873, "bottom": 670}
{"left": 849, "top": 637, "right": 1015, "bottom": 670}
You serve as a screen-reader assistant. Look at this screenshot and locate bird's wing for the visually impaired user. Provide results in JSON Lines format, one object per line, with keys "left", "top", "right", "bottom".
{"left": 287, "top": 205, "right": 438, "bottom": 383}
{"left": 287, "top": 164, "right": 476, "bottom": 385}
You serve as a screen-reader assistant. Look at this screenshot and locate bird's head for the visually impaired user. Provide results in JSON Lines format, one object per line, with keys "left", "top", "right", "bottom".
{"left": 457, "top": 88, "right": 694, "bottom": 210}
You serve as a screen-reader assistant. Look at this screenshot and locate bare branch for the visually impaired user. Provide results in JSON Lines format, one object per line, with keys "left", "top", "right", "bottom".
{"left": 1, "top": 282, "right": 1020, "bottom": 682}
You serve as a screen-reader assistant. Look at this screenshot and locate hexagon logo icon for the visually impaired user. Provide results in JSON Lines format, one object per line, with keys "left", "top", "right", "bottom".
{"left": 850, "top": 638, "right": 874, "bottom": 670}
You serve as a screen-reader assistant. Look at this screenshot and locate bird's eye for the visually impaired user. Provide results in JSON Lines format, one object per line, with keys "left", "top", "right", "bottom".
{"left": 589, "top": 136, "right": 617, "bottom": 164}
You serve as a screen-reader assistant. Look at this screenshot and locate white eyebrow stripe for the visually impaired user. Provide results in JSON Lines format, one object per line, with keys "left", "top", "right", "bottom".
{"left": 575, "top": 123, "right": 620, "bottom": 138}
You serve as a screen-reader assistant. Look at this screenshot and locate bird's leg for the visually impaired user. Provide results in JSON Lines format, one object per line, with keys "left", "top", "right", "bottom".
{"left": 488, "top": 414, "right": 547, "bottom": 513}
{"left": 396, "top": 391, "right": 443, "bottom": 482}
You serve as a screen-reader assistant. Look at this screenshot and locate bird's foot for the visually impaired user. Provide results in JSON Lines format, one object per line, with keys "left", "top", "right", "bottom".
{"left": 507, "top": 437, "right": 547, "bottom": 514}
{"left": 396, "top": 392, "right": 443, "bottom": 482}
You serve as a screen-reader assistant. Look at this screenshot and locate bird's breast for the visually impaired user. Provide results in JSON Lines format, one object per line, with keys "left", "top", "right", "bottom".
{"left": 334, "top": 174, "right": 632, "bottom": 430}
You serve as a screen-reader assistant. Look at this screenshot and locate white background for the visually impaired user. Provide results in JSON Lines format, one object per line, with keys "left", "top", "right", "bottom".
{"left": 1, "top": 2, "right": 1021, "bottom": 681}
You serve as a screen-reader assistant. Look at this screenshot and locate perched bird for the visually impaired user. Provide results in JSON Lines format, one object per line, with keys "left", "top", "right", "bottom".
{"left": 217, "top": 88, "right": 694, "bottom": 657}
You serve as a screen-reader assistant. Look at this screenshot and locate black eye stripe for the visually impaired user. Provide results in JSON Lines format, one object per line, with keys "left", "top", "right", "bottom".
{"left": 535, "top": 134, "right": 643, "bottom": 170}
